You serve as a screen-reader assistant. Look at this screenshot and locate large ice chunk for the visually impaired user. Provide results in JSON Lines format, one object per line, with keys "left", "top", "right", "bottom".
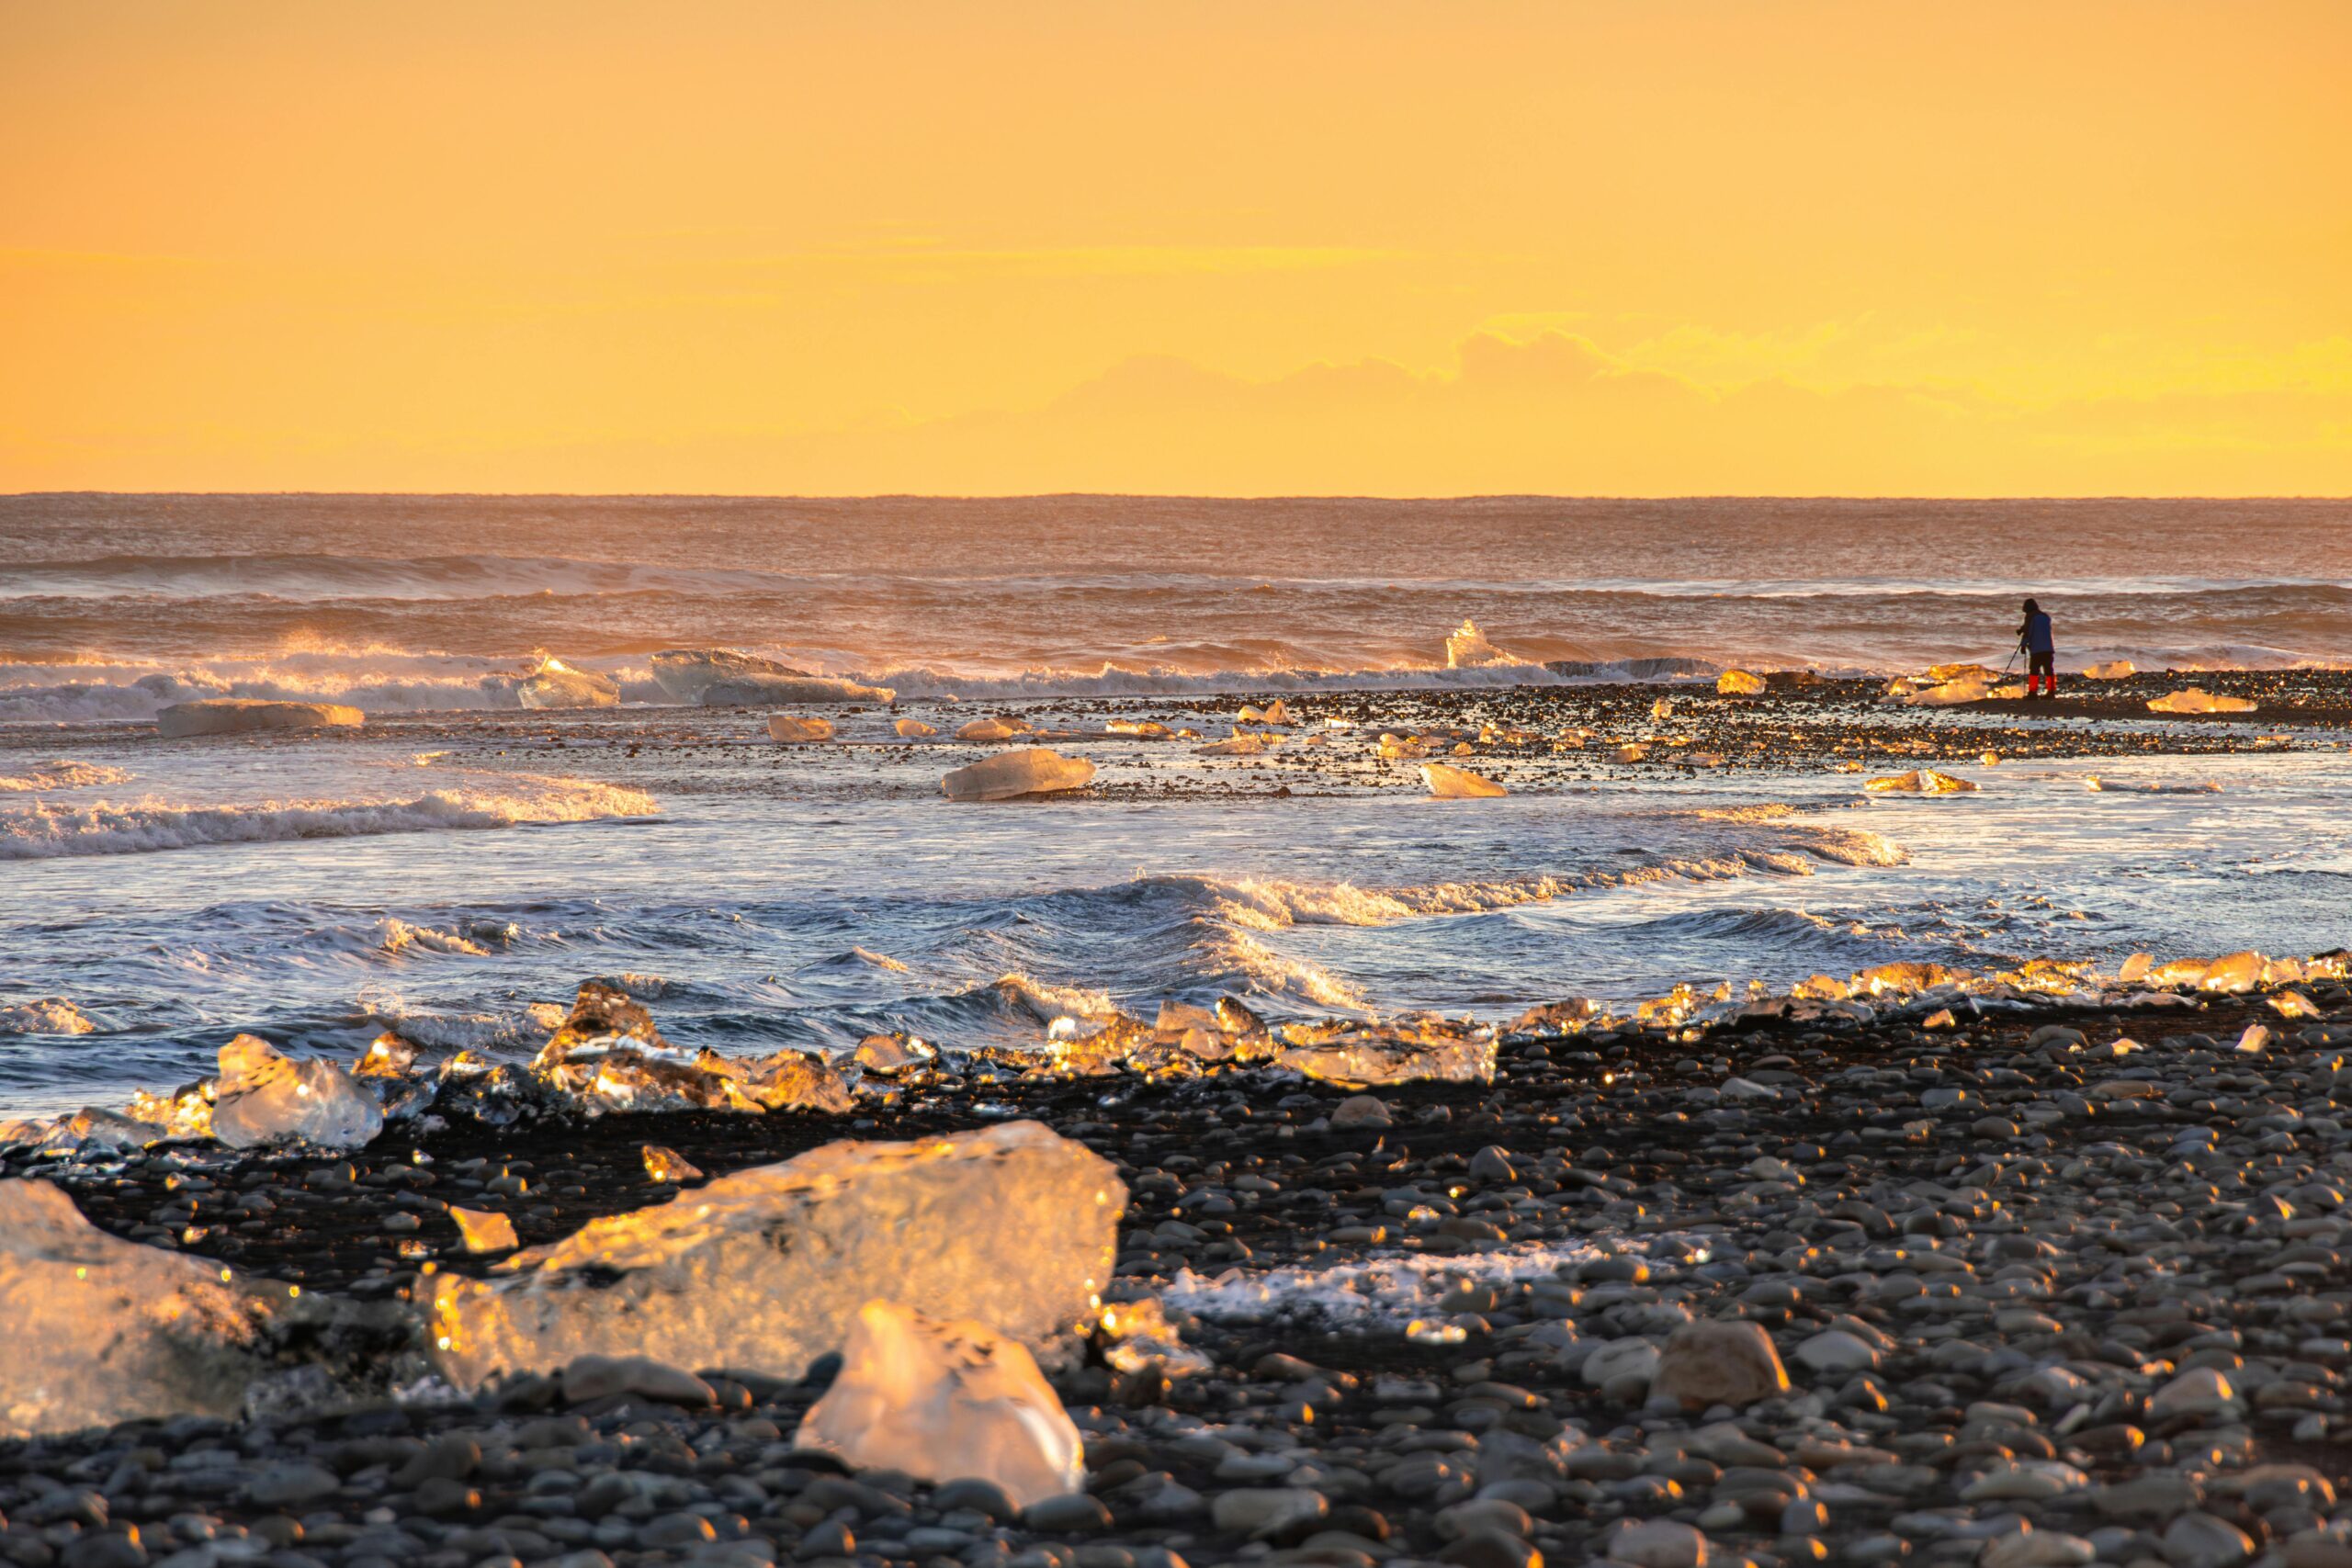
{"left": 2149, "top": 687, "right": 2257, "bottom": 714}
{"left": 701, "top": 673, "right": 895, "bottom": 706}
{"left": 0, "top": 1180, "right": 279, "bottom": 1438}
{"left": 156, "top": 699, "right": 363, "bottom": 738}
{"left": 648, "top": 649, "right": 815, "bottom": 703}
{"left": 428, "top": 1121, "right": 1124, "bottom": 1388}
{"left": 1419, "top": 761, "right": 1506, "bottom": 798}
{"left": 211, "top": 1035, "right": 385, "bottom": 1151}
{"left": 796, "top": 1301, "right": 1083, "bottom": 1509}
{"left": 1716, "top": 669, "right": 1767, "bottom": 696}
{"left": 514, "top": 657, "right": 620, "bottom": 709}
{"left": 942, "top": 749, "right": 1096, "bottom": 802}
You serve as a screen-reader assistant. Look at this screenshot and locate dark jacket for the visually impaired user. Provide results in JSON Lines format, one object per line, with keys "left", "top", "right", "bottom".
{"left": 2020, "top": 610, "right": 2053, "bottom": 653}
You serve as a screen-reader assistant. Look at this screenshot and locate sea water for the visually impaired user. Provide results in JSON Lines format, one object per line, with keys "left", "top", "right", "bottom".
{"left": 2, "top": 494, "right": 2347, "bottom": 1115}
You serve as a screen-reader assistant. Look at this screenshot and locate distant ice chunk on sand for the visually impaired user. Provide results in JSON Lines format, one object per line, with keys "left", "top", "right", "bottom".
{"left": 1197, "top": 732, "right": 1266, "bottom": 757}
{"left": 514, "top": 657, "right": 619, "bottom": 709}
{"left": 942, "top": 749, "right": 1096, "bottom": 802}
{"left": 2149, "top": 687, "right": 2256, "bottom": 714}
{"left": 2084, "top": 660, "right": 2136, "bottom": 680}
{"left": 796, "top": 1301, "right": 1084, "bottom": 1509}
{"left": 0, "top": 1179, "right": 281, "bottom": 1438}
{"left": 895, "top": 717, "right": 938, "bottom": 738}
{"left": 648, "top": 649, "right": 815, "bottom": 702}
{"left": 701, "top": 673, "right": 895, "bottom": 706}
{"left": 156, "top": 699, "right": 364, "bottom": 738}
{"left": 210, "top": 1035, "right": 385, "bottom": 1151}
{"left": 1865, "top": 769, "right": 1978, "bottom": 794}
{"left": 957, "top": 716, "right": 1032, "bottom": 741}
{"left": 427, "top": 1121, "right": 1124, "bottom": 1389}
{"left": 1715, "top": 670, "right": 1768, "bottom": 696}
{"left": 1418, "top": 761, "right": 1506, "bottom": 798}
{"left": 767, "top": 714, "right": 835, "bottom": 742}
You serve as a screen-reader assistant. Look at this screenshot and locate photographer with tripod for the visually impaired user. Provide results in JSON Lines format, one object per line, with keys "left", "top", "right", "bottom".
{"left": 2017, "top": 598, "right": 2056, "bottom": 700}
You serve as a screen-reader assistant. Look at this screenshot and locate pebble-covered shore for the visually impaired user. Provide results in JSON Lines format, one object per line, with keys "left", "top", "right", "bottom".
{"left": 13, "top": 969, "right": 2352, "bottom": 1568}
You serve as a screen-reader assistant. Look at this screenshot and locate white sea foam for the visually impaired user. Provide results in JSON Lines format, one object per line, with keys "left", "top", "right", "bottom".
{"left": 356, "top": 995, "right": 568, "bottom": 1054}
{"left": 0, "top": 998, "right": 101, "bottom": 1035}
{"left": 0, "top": 776, "right": 658, "bottom": 860}
{"left": 1162, "top": 1239, "right": 1690, "bottom": 1330}
{"left": 0, "top": 760, "right": 134, "bottom": 793}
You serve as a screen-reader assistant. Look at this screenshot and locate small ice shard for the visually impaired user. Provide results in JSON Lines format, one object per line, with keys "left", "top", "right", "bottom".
{"left": 1097, "top": 1297, "right": 1212, "bottom": 1378}
{"left": 957, "top": 716, "right": 1030, "bottom": 741}
{"left": 741, "top": 1049, "right": 857, "bottom": 1113}
{"left": 649, "top": 648, "right": 816, "bottom": 702}
{"left": 1651, "top": 696, "right": 1675, "bottom": 720}
{"left": 2272, "top": 991, "right": 2320, "bottom": 1019}
{"left": 0, "top": 1179, "right": 287, "bottom": 1438}
{"left": 1866, "top": 771, "right": 1922, "bottom": 792}
{"left": 1510, "top": 998, "right": 1595, "bottom": 1035}
{"left": 2235, "top": 1023, "right": 2270, "bottom": 1054}
{"left": 1274, "top": 1018, "right": 1496, "bottom": 1088}
{"left": 211, "top": 1035, "right": 385, "bottom": 1152}
{"left": 514, "top": 656, "right": 619, "bottom": 709}
{"left": 123, "top": 1082, "right": 215, "bottom": 1142}
{"left": 854, "top": 1032, "right": 937, "bottom": 1076}
{"left": 894, "top": 718, "right": 938, "bottom": 738}
{"left": 1898, "top": 674, "right": 1996, "bottom": 706}
{"left": 941, "top": 749, "right": 1095, "bottom": 803}
{"left": 796, "top": 1301, "right": 1083, "bottom": 1509}
{"left": 2118, "top": 952, "right": 2154, "bottom": 983}
{"left": 1980, "top": 750, "right": 2002, "bottom": 765}
{"left": 766, "top": 714, "right": 835, "bottom": 743}
{"left": 427, "top": 1121, "right": 1124, "bottom": 1390}
{"left": 34, "top": 1107, "right": 154, "bottom": 1156}
{"left": 641, "top": 1144, "right": 704, "bottom": 1183}
{"left": 1418, "top": 761, "right": 1506, "bottom": 798}
{"left": 701, "top": 673, "right": 894, "bottom": 706}
{"left": 1105, "top": 718, "right": 1171, "bottom": 738}
{"left": 1616, "top": 743, "right": 1647, "bottom": 762}
{"left": 156, "top": 699, "right": 364, "bottom": 738}
{"left": 351, "top": 1032, "right": 416, "bottom": 1079}
{"left": 2085, "top": 660, "right": 2136, "bottom": 679}
{"left": 530, "top": 985, "right": 763, "bottom": 1115}
{"left": 1197, "top": 732, "right": 1265, "bottom": 756}
{"left": 448, "top": 1205, "right": 519, "bottom": 1253}
{"left": 1238, "top": 700, "right": 1294, "bottom": 726}
{"left": 2149, "top": 687, "right": 2257, "bottom": 714}
{"left": 1377, "top": 733, "right": 1428, "bottom": 760}
{"left": 1444, "top": 618, "right": 1513, "bottom": 669}
{"left": 1716, "top": 670, "right": 1767, "bottom": 696}
{"left": 1920, "top": 770, "right": 1977, "bottom": 794}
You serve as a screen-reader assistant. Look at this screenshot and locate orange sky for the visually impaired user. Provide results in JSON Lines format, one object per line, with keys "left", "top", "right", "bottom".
{"left": 4, "top": 0, "right": 2348, "bottom": 495}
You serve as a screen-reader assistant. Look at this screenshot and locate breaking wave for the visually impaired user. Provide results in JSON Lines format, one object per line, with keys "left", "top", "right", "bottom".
{"left": 0, "top": 759, "right": 133, "bottom": 792}
{"left": 0, "top": 776, "right": 659, "bottom": 860}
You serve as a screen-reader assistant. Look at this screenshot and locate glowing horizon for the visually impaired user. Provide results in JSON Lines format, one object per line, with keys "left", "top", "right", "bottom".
{"left": 4, "top": 0, "right": 2348, "bottom": 497}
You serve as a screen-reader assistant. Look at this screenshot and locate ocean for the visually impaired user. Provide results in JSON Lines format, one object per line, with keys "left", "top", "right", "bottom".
{"left": 3, "top": 493, "right": 2348, "bottom": 1118}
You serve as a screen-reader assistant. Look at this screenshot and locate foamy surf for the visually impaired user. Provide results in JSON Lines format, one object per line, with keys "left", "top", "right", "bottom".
{"left": 0, "top": 759, "right": 135, "bottom": 793}
{"left": 0, "top": 776, "right": 658, "bottom": 860}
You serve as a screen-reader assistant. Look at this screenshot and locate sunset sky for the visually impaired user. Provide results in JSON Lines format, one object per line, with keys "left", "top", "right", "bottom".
{"left": 4, "top": 0, "right": 2348, "bottom": 496}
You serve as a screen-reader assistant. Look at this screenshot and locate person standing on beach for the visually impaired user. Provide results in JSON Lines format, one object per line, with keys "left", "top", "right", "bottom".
{"left": 2018, "top": 598, "right": 2056, "bottom": 699}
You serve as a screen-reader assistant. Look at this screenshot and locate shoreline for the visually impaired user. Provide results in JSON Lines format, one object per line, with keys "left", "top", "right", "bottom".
{"left": 8, "top": 964, "right": 2352, "bottom": 1567}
